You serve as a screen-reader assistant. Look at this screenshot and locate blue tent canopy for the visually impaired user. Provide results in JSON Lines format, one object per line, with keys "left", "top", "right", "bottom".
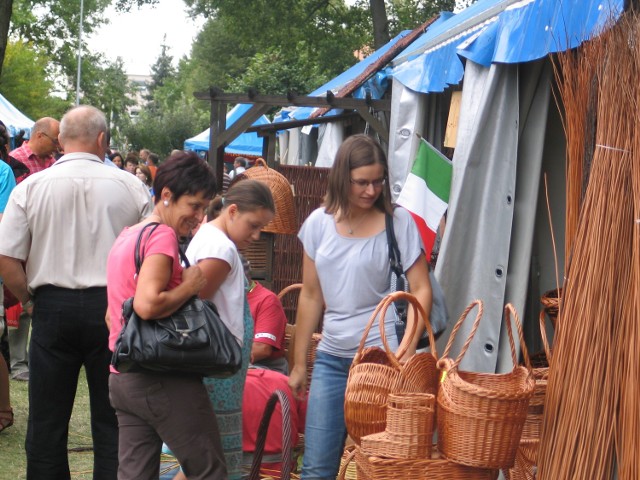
{"left": 184, "top": 104, "right": 270, "bottom": 155}
{"left": 0, "top": 92, "right": 34, "bottom": 138}
{"left": 391, "top": 0, "right": 624, "bottom": 94}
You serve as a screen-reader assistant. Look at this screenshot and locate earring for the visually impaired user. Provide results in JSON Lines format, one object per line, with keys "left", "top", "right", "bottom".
{"left": 163, "top": 200, "right": 169, "bottom": 207}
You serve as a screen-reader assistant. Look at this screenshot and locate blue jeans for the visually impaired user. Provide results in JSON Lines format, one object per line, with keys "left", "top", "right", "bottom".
{"left": 301, "top": 351, "right": 353, "bottom": 480}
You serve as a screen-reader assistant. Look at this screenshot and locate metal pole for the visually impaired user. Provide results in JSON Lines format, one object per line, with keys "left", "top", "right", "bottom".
{"left": 75, "top": 0, "right": 84, "bottom": 106}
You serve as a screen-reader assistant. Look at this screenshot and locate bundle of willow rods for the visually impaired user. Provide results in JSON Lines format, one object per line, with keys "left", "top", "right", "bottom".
{"left": 551, "top": 31, "right": 599, "bottom": 267}
{"left": 538, "top": 13, "right": 639, "bottom": 479}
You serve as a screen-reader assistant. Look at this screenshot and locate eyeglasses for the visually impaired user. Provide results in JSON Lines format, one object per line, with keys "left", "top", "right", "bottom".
{"left": 350, "top": 177, "right": 386, "bottom": 189}
{"left": 42, "top": 132, "right": 59, "bottom": 145}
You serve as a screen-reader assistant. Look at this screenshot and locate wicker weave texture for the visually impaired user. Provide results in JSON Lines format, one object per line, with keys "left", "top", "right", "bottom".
{"left": 344, "top": 292, "right": 439, "bottom": 444}
{"left": 354, "top": 446, "right": 499, "bottom": 480}
{"left": 522, "top": 310, "right": 553, "bottom": 442}
{"left": 503, "top": 439, "right": 538, "bottom": 480}
{"left": 271, "top": 165, "right": 329, "bottom": 322}
{"left": 540, "top": 287, "right": 562, "bottom": 328}
{"left": 235, "top": 158, "right": 298, "bottom": 235}
{"left": 436, "top": 302, "right": 535, "bottom": 469}
{"left": 360, "top": 392, "right": 435, "bottom": 460}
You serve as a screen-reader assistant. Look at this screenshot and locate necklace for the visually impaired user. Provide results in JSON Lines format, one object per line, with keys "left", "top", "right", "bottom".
{"left": 347, "top": 211, "right": 369, "bottom": 235}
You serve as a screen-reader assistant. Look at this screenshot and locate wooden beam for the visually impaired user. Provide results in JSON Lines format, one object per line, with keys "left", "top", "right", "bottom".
{"left": 193, "top": 90, "right": 391, "bottom": 112}
{"left": 209, "top": 99, "right": 227, "bottom": 192}
{"left": 246, "top": 111, "right": 360, "bottom": 134}
{"left": 353, "top": 106, "right": 389, "bottom": 144}
{"left": 216, "top": 103, "right": 271, "bottom": 147}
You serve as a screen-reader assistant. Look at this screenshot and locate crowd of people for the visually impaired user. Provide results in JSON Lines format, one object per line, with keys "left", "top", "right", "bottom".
{"left": 0, "top": 107, "right": 432, "bottom": 480}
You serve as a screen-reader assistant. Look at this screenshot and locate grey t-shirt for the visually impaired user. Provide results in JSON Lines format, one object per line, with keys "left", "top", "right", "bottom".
{"left": 298, "top": 207, "right": 422, "bottom": 358}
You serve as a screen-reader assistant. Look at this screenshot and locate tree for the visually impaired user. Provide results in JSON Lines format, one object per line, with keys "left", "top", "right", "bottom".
{"left": 122, "top": 99, "right": 207, "bottom": 158}
{"left": 0, "top": 39, "right": 69, "bottom": 119}
{"left": 0, "top": 0, "right": 159, "bottom": 86}
{"left": 149, "top": 37, "right": 175, "bottom": 95}
{"left": 80, "top": 56, "right": 135, "bottom": 142}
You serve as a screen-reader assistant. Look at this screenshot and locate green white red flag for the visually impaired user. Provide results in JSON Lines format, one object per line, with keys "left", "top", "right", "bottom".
{"left": 397, "top": 137, "right": 453, "bottom": 255}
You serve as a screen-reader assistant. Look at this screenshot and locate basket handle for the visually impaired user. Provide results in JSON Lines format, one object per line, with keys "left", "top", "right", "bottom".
{"left": 438, "top": 299, "right": 484, "bottom": 369}
{"left": 353, "top": 292, "right": 418, "bottom": 369}
{"left": 336, "top": 445, "right": 357, "bottom": 480}
{"left": 254, "top": 157, "right": 268, "bottom": 169}
{"left": 277, "top": 283, "right": 303, "bottom": 300}
{"left": 381, "top": 291, "right": 438, "bottom": 359}
{"left": 539, "top": 310, "right": 553, "bottom": 363}
{"left": 248, "top": 389, "right": 293, "bottom": 480}
{"left": 504, "top": 303, "right": 532, "bottom": 372}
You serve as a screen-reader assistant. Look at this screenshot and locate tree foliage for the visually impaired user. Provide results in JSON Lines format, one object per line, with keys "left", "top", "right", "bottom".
{"left": 81, "top": 56, "right": 134, "bottom": 142}
{"left": 122, "top": 99, "right": 207, "bottom": 159}
{"left": 0, "top": 39, "right": 69, "bottom": 119}
{"left": 0, "top": 0, "right": 159, "bottom": 86}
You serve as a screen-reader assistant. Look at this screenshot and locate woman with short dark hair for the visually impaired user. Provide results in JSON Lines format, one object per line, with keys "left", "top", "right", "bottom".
{"left": 106, "top": 151, "right": 225, "bottom": 479}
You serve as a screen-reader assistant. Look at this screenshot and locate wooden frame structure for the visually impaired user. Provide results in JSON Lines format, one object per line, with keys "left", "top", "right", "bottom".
{"left": 193, "top": 88, "right": 391, "bottom": 191}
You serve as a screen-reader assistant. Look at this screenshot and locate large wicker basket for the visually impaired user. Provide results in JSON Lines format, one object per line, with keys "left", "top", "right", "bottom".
{"left": 344, "top": 292, "right": 439, "bottom": 444}
{"left": 349, "top": 445, "right": 499, "bottom": 480}
{"left": 234, "top": 158, "right": 297, "bottom": 234}
{"left": 503, "top": 439, "right": 538, "bottom": 480}
{"left": 437, "top": 302, "right": 535, "bottom": 470}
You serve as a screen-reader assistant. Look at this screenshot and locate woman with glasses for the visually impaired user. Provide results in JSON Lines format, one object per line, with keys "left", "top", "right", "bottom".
{"left": 288, "top": 134, "right": 432, "bottom": 479}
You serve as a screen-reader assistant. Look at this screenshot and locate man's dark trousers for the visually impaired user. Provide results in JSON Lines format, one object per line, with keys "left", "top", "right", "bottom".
{"left": 26, "top": 285, "right": 118, "bottom": 480}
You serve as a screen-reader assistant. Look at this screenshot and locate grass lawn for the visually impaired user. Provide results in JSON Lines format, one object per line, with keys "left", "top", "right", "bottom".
{"left": 0, "top": 369, "right": 95, "bottom": 480}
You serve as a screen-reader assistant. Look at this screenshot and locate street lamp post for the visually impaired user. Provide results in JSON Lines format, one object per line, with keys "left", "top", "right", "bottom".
{"left": 76, "top": 0, "right": 84, "bottom": 106}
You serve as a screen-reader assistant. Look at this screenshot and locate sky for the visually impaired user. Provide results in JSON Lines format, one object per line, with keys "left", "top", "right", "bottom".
{"left": 86, "top": 0, "right": 204, "bottom": 76}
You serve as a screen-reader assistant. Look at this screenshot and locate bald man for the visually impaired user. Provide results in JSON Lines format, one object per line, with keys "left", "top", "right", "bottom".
{"left": 10, "top": 117, "right": 60, "bottom": 184}
{"left": 0, "top": 106, "right": 152, "bottom": 479}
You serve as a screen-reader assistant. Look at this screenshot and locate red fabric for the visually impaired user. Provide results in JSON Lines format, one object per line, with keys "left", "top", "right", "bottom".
{"left": 9, "top": 143, "right": 55, "bottom": 183}
{"left": 242, "top": 369, "right": 305, "bottom": 454}
{"left": 5, "top": 303, "right": 22, "bottom": 328}
{"left": 248, "top": 283, "right": 287, "bottom": 359}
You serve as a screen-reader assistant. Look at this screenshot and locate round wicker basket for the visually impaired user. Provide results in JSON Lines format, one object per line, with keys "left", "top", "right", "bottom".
{"left": 437, "top": 302, "right": 535, "bottom": 470}
{"left": 233, "top": 158, "right": 297, "bottom": 234}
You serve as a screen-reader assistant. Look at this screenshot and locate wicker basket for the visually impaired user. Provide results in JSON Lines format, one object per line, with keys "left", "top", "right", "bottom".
{"left": 344, "top": 292, "right": 439, "bottom": 444}
{"left": 337, "top": 446, "right": 359, "bottom": 480}
{"left": 353, "top": 445, "right": 499, "bottom": 480}
{"left": 540, "top": 287, "right": 562, "bottom": 328}
{"left": 234, "top": 158, "right": 298, "bottom": 235}
{"left": 361, "top": 393, "right": 435, "bottom": 459}
{"left": 503, "top": 439, "right": 538, "bottom": 480}
{"left": 521, "top": 311, "right": 553, "bottom": 441}
{"left": 437, "top": 302, "right": 535, "bottom": 470}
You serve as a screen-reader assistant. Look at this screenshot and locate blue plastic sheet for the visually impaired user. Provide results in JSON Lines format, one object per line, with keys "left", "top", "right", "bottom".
{"left": 391, "top": 0, "right": 624, "bottom": 94}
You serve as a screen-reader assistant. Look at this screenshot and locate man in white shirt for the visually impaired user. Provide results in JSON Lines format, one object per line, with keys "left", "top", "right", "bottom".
{"left": 0, "top": 105, "right": 153, "bottom": 479}
{"left": 228, "top": 156, "right": 248, "bottom": 179}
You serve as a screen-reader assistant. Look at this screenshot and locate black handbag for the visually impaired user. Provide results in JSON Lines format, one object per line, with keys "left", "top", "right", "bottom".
{"left": 111, "top": 222, "right": 243, "bottom": 378}
{"left": 386, "top": 211, "right": 448, "bottom": 347}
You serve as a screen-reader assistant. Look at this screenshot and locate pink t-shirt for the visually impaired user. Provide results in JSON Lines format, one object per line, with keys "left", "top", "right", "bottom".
{"left": 106, "top": 223, "right": 182, "bottom": 369}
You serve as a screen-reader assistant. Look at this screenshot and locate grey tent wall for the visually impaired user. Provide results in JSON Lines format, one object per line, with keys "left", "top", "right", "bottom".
{"left": 432, "top": 59, "right": 552, "bottom": 373}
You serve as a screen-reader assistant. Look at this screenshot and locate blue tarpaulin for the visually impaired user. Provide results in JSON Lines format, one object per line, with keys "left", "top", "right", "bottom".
{"left": 391, "top": 0, "right": 624, "bottom": 93}
{"left": 0, "top": 92, "right": 34, "bottom": 137}
{"left": 184, "top": 103, "right": 270, "bottom": 155}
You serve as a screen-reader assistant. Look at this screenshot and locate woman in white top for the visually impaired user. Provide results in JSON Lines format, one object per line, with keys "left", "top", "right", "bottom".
{"left": 184, "top": 179, "right": 275, "bottom": 480}
{"left": 289, "top": 134, "right": 433, "bottom": 479}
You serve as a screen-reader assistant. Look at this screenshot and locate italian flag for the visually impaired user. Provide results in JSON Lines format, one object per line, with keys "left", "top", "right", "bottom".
{"left": 397, "top": 138, "right": 453, "bottom": 255}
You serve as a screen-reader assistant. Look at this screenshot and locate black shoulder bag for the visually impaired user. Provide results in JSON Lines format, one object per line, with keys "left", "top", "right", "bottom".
{"left": 111, "top": 222, "right": 243, "bottom": 378}
{"left": 386, "top": 212, "right": 448, "bottom": 347}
